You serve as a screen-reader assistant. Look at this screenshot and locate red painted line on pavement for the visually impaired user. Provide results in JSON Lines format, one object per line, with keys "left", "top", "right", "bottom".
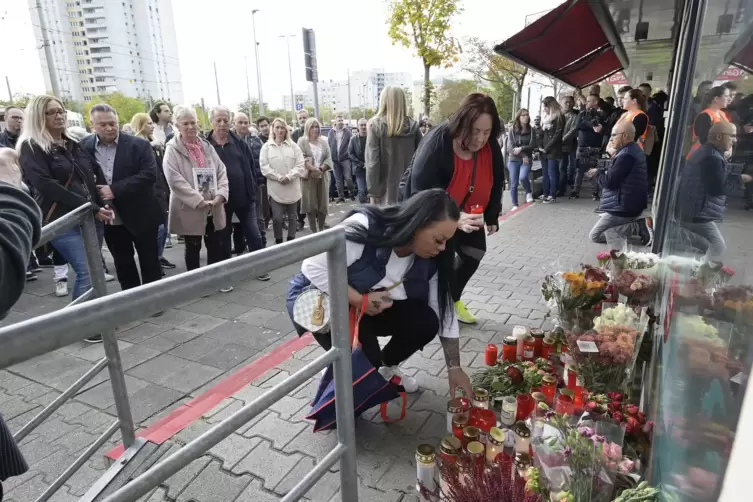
{"left": 498, "top": 201, "right": 534, "bottom": 223}
{"left": 105, "top": 333, "right": 314, "bottom": 459}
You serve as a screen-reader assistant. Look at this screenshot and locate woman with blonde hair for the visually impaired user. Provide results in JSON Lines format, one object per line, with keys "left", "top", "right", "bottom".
{"left": 17, "top": 95, "right": 113, "bottom": 332}
{"left": 296, "top": 117, "right": 332, "bottom": 233}
{"left": 365, "top": 86, "right": 421, "bottom": 204}
{"left": 162, "top": 105, "right": 229, "bottom": 279}
{"left": 538, "top": 96, "right": 565, "bottom": 203}
{"left": 260, "top": 117, "right": 305, "bottom": 243}
{"left": 131, "top": 112, "right": 175, "bottom": 271}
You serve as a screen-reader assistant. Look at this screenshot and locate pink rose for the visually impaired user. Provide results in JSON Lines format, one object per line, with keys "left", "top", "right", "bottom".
{"left": 721, "top": 266, "right": 735, "bottom": 277}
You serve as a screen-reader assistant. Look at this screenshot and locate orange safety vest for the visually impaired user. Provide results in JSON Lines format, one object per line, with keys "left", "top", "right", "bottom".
{"left": 613, "top": 109, "right": 649, "bottom": 150}
{"left": 686, "top": 108, "right": 728, "bottom": 159}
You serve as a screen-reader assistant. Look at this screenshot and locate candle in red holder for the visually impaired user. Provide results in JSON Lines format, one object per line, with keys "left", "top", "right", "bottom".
{"left": 502, "top": 336, "right": 517, "bottom": 362}
{"left": 485, "top": 344, "right": 498, "bottom": 366}
{"left": 515, "top": 394, "right": 532, "bottom": 421}
{"left": 567, "top": 366, "right": 578, "bottom": 389}
{"left": 541, "top": 336, "right": 554, "bottom": 360}
{"left": 572, "top": 386, "right": 587, "bottom": 413}
{"left": 439, "top": 435, "right": 462, "bottom": 465}
{"left": 522, "top": 336, "right": 536, "bottom": 361}
{"left": 530, "top": 329, "right": 545, "bottom": 358}
{"left": 470, "top": 408, "right": 496, "bottom": 443}
{"left": 555, "top": 393, "right": 574, "bottom": 415}
{"left": 541, "top": 375, "right": 557, "bottom": 405}
{"left": 452, "top": 414, "right": 468, "bottom": 441}
{"left": 531, "top": 392, "right": 548, "bottom": 417}
{"left": 470, "top": 204, "right": 484, "bottom": 215}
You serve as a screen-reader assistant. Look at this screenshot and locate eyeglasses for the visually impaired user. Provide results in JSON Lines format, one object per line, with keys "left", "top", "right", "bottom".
{"left": 45, "top": 110, "right": 66, "bottom": 117}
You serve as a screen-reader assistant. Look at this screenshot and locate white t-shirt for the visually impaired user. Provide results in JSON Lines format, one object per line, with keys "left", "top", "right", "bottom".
{"left": 300, "top": 213, "right": 459, "bottom": 339}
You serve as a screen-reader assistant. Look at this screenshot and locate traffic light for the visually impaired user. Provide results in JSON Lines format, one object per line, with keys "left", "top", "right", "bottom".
{"left": 302, "top": 28, "right": 318, "bottom": 83}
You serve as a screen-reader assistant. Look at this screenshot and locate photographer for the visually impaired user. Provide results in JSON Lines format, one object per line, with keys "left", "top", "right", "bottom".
{"left": 570, "top": 94, "right": 606, "bottom": 200}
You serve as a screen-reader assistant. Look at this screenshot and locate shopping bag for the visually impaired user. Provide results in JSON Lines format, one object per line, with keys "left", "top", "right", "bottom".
{"left": 305, "top": 297, "right": 407, "bottom": 432}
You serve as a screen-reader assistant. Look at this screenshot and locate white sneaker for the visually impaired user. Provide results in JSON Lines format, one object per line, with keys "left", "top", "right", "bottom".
{"left": 526, "top": 193, "right": 534, "bottom": 203}
{"left": 220, "top": 286, "right": 234, "bottom": 293}
{"left": 378, "top": 366, "right": 418, "bottom": 393}
{"left": 511, "top": 205, "right": 519, "bottom": 211}
{"left": 55, "top": 281, "right": 68, "bottom": 297}
{"left": 104, "top": 273, "right": 115, "bottom": 282}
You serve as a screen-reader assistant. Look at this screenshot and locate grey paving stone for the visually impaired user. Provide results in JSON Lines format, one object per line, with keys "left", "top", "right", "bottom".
{"left": 12, "top": 381, "right": 56, "bottom": 401}
{"left": 52, "top": 427, "right": 100, "bottom": 454}
{"left": 3, "top": 472, "right": 50, "bottom": 502}
{"left": 177, "top": 460, "right": 252, "bottom": 502}
{"left": 275, "top": 456, "right": 340, "bottom": 501}
{"left": 401, "top": 353, "right": 445, "bottom": 376}
{"left": 127, "top": 354, "right": 223, "bottom": 393}
{"left": 169, "top": 335, "right": 260, "bottom": 370}
{"left": 412, "top": 371, "right": 449, "bottom": 397}
{"left": 147, "top": 308, "right": 198, "bottom": 327}
{"left": 233, "top": 440, "right": 303, "bottom": 490}
{"left": 233, "top": 384, "right": 265, "bottom": 404}
{"left": 179, "top": 298, "right": 229, "bottom": 316}
{"left": 110, "top": 383, "right": 184, "bottom": 423}
{"left": 235, "top": 480, "right": 283, "bottom": 502}
{"left": 204, "top": 321, "right": 285, "bottom": 351}
{"left": 74, "top": 375, "right": 151, "bottom": 409}
{"left": 31, "top": 415, "right": 81, "bottom": 442}
{"left": 204, "top": 398, "right": 243, "bottom": 424}
{"left": 235, "top": 307, "right": 281, "bottom": 326}
{"left": 237, "top": 409, "right": 274, "bottom": 435}
{"left": 208, "top": 433, "right": 261, "bottom": 470}
{"left": 73, "top": 340, "right": 133, "bottom": 363}
{"left": 67, "top": 408, "right": 118, "bottom": 435}
{"left": 211, "top": 301, "right": 261, "bottom": 320}
{"left": 118, "top": 322, "right": 172, "bottom": 344}
{"left": 176, "top": 314, "right": 228, "bottom": 334}
{"left": 505, "top": 314, "right": 544, "bottom": 328}
{"left": 162, "top": 454, "right": 212, "bottom": 500}
{"left": 409, "top": 389, "right": 447, "bottom": 414}
{"left": 284, "top": 428, "right": 338, "bottom": 463}
{"left": 270, "top": 395, "right": 309, "bottom": 420}
{"left": 66, "top": 460, "right": 106, "bottom": 496}
{"left": 243, "top": 410, "right": 306, "bottom": 449}
{"left": 174, "top": 418, "right": 212, "bottom": 444}
{"left": 328, "top": 485, "right": 404, "bottom": 502}
{"left": 2, "top": 396, "right": 40, "bottom": 420}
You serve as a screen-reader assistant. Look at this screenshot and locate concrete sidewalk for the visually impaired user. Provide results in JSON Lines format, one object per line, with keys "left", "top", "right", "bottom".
{"left": 1, "top": 194, "right": 750, "bottom": 502}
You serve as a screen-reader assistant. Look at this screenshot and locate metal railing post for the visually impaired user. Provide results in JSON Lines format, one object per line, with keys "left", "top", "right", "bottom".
{"left": 326, "top": 236, "right": 359, "bottom": 501}
{"left": 80, "top": 213, "right": 136, "bottom": 448}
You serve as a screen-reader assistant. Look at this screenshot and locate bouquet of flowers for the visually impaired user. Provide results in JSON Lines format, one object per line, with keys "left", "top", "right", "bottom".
{"left": 711, "top": 285, "right": 753, "bottom": 324}
{"left": 530, "top": 410, "right": 625, "bottom": 502}
{"left": 612, "top": 270, "right": 659, "bottom": 306}
{"left": 542, "top": 266, "right": 608, "bottom": 331}
{"left": 586, "top": 392, "right": 654, "bottom": 460}
{"left": 565, "top": 325, "right": 640, "bottom": 394}
{"left": 601, "top": 250, "right": 661, "bottom": 276}
{"left": 472, "top": 358, "right": 560, "bottom": 403}
{"left": 433, "top": 451, "right": 543, "bottom": 501}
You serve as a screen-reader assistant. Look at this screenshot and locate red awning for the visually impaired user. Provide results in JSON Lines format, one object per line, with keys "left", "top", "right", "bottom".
{"left": 725, "top": 23, "right": 753, "bottom": 74}
{"left": 494, "top": 0, "right": 629, "bottom": 88}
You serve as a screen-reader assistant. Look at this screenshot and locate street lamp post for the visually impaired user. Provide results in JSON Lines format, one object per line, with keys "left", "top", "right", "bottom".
{"left": 280, "top": 34, "right": 296, "bottom": 124}
{"left": 251, "top": 9, "right": 264, "bottom": 115}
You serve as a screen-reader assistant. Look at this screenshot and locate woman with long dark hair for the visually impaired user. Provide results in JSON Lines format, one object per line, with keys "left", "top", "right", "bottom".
{"left": 402, "top": 93, "right": 504, "bottom": 325}
{"left": 507, "top": 108, "right": 536, "bottom": 210}
{"left": 539, "top": 96, "right": 565, "bottom": 203}
{"left": 287, "top": 189, "right": 472, "bottom": 398}
{"left": 686, "top": 85, "right": 732, "bottom": 159}
{"left": 610, "top": 89, "right": 649, "bottom": 154}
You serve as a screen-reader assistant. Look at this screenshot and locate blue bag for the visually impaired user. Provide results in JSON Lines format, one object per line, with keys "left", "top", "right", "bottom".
{"left": 306, "top": 297, "right": 407, "bottom": 432}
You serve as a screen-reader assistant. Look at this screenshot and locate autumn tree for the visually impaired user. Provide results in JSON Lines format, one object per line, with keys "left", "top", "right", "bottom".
{"left": 0, "top": 93, "right": 35, "bottom": 110}
{"left": 388, "top": 0, "right": 462, "bottom": 118}
{"left": 463, "top": 37, "right": 528, "bottom": 115}
{"left": 237, "top": 98, "right": 269, "bottom": 121}
{"left": 432, "top": 79, "right": 485, "bottom": 123}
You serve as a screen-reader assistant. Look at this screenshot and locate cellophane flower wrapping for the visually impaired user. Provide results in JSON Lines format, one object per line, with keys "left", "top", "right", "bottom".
{"left": 565, "top": 306, "right": 643, "bottom": 394}
{"left": 531, "top": 414, "right": 624, "bottom": 502}
{"left": 542, "top": 265, "right": 608, "bottom": 331}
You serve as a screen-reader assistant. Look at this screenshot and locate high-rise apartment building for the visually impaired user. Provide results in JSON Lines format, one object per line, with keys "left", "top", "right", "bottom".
{"left": 29, "top": 0, "right": 184, "bottom": 103}
{"left": 304, "top": 69, "right": 413, "bottom": 114}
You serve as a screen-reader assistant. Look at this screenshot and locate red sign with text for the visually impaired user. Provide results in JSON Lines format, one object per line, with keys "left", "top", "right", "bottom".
{"left": 606, "top": 71, "right": 628, "bottom": 85}
{"left": 716, "top": 66, "right": 744, "bottom": 81}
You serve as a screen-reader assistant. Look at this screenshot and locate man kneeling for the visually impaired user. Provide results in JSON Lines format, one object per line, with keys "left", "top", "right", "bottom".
{"left": 587, "top": 121, "right": 653, "bottom": 247}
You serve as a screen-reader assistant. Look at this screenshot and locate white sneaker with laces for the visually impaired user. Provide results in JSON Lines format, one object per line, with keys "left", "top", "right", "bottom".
{"left": 378, "top": 366, "right": 418, "bottom": 393}
{"left": 104, "top": 273, "right": 115, "bottom": 282}
{"left": 526, "top": 193, "right": 534, "bottom": 203}
{"left": 220, "top": 286, "right": 234, "bottom": 293}
{"left": 511, "top": 205, "right": 519, "bottom": 211}
{"left": 55, "top": 281, "right": 68, "bottom": 297}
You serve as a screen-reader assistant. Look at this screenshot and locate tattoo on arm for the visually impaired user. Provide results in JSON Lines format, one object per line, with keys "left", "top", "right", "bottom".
{"left": 439, "top": 337, "right": 461, "bottom": 368}
{"left": 371, "top": 300, "right": 381, "bottom": 311}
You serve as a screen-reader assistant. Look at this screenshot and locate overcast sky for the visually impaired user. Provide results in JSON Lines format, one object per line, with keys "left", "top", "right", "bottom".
{"left": 1, "top": 0, "right": 562, "bottom": 109}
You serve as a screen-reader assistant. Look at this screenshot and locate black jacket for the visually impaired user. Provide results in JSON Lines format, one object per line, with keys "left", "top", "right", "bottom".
{"left": 19, "top": 138, "right": 106, "bottom": 223}
{"left": 348, "top": 134, "right": 366, "bottom": 171}
{"left": 80, "top": 133, "right": 164, "bottom": 234}
{"left": 561, "top": 110, "right": 579, "bottom": 153}
{"left": 0, "top": 183, "right": 41, "bottom": 321}
{"left": 206, "top": 130, "right": 258, "bottom": 206}
{"left": 541, "top": 114, "right": 565, "bottom": 160}
{"left": 151, "top": 142, "right": 169, "bottom": 215}
{"left": 402, "top": 123, "right": 505, "bottom": 226}
{"left": 0, "top": 129, "right": 19, "bottom": 149}
{"left": 676, "top": 144, "right": 727, "bottom": 223}
{"left": 596, "top": 142, "right": 648, "bottom": 217}
{"left": 576, "top": 110, "right": 606, "bottom": 149}
{"left": 328, "top": 127, "right": 352, "bottom": 163}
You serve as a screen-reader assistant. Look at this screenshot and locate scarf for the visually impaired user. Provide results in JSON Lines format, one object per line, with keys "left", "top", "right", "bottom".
{"left": 182, "top": 138, "right": 206, "bottom": 168}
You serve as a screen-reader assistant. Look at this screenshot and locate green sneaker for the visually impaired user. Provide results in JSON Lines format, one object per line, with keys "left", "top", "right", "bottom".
{"left": 455, "top": 300, "right": 477, "bottom": 324}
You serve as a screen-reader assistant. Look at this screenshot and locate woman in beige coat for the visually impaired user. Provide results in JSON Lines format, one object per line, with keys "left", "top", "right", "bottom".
{"left": 296, "top": 117, "right": 332, "bottom": 233}
{"left": 163, "top": 105, "right": 229, "bottom": 272}
{"left": 260, "top": 118, "right": 305, "bottom": 244}
{"left": 365, "top": 86, "right": 422, "bottom": 204}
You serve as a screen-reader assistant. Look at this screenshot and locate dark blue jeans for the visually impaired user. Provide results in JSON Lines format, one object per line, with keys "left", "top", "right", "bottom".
{"left": 558, "top": 150, "right": 577, "bottom": 194}
{"left": 50, "top": 221, "right": 104, "bottom": 299}
{"left": 542, "top": 158, "right": 560, "bottom": 198}
{"left": 353, "top": 166, "right": 368, "bottom": 203}
{"left": 223, "top": 204, "right": 263, "bottom": 259}
{"left": 507, "top": 159, "right": 531, "bottom": 207}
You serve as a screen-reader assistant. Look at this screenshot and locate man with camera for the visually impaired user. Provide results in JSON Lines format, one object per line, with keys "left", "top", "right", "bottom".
{"left": 569, "top": 94, "right": 607, "bottom": 200}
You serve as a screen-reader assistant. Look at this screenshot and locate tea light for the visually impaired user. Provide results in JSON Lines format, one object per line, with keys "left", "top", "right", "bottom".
{"left": 485, "top": 427, "right": 505, "bottom": 465}
{"left": 512, "top": 421, "right": 531, "bottom": 455}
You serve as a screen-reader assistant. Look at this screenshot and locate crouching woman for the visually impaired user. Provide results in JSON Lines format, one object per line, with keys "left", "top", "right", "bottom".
{"left": 286, "top": 189, "right": 472, "bottom": 397}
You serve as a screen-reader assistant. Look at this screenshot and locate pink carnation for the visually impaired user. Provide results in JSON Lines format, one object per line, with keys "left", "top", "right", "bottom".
{"left": 597, "top": 251, "right": 611, "bottom": 261}
{"left": 721, "top": 266, "right": 735, "bottom": 277}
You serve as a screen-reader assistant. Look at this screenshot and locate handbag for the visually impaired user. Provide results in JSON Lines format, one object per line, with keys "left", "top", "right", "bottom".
{"left": 305, "top": 295, "right": 407, "bottom": 432}
{"left": 292, "top": 286, "right": 330, "bottom": 334}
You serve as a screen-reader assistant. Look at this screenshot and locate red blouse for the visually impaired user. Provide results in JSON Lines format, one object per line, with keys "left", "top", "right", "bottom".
{"left": 446, "top": 143, "right": 494, "bottom": 213}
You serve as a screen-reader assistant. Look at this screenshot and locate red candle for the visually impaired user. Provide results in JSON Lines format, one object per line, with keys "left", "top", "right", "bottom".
{"left": 485, "top": 344, "right": 498, "bottom": 366}
{"left": 541, "top": 336, "right": 554, "bottom": 360}
{"left": 572, "top": 386, "right": 587, "bottom": 413}
{"left": 516, "top": 394, "right": 532, "bottom": 421}
{"left": 541, "top": 375, "right": 557, "bottom": 406}
{"left": 502, "top": 336, "right": 518, "bottom": 362}
{"left": 470, "top": 204, "right": 484, "bottom": 214}
{"left": 567, "top": 367, "right": 578, "bottom": 389}
{"left": 555, "top": 393, "right": 574, "bottom": 415}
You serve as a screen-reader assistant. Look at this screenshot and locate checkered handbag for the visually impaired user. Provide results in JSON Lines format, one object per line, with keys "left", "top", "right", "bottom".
{"left": 292, "top": 287, "right": 331, "bottom": 334}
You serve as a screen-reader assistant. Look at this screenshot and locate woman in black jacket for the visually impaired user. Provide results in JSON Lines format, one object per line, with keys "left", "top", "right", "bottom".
{"left": 506, "top": 108, "right": 536, "bottom": 209}
{"left": 539, "top": 96, "right": 565, "bottom": 203}
{"left": 401, "top": 93, "right": 505, "bottom": 325}
{"left": 17, "top": 95, "right": 113, "bottom": 307}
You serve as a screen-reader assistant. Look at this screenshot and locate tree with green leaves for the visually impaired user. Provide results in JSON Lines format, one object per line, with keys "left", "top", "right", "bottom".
{"left": 237, "top": 98, "right": 268, "bottom": 121}
{"left": 83, "top": 92, "right": 147, "bottom": 127}
{"left": 388, "top": 0, "right": 462, "bottom": 118}
{"left": 0, "top": 93, "right": 35, "bottom": 110}
{"left": 431, "top": 79, "right": 486, "bottom": 123}
{"left": 463, "top": 37, "right": 528, "bottom": 117}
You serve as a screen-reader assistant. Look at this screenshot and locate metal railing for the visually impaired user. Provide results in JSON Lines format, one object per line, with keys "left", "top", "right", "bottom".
{"left": 0, "top": 205, "right": 358, "bottom": 502}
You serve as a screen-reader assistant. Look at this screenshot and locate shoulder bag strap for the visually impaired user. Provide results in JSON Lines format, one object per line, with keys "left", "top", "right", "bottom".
{"left": 458, "top": 152, "right": 478, "bottom": 211}
{"left": 44, "top": 149, "right": 76, "bottom": 224}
